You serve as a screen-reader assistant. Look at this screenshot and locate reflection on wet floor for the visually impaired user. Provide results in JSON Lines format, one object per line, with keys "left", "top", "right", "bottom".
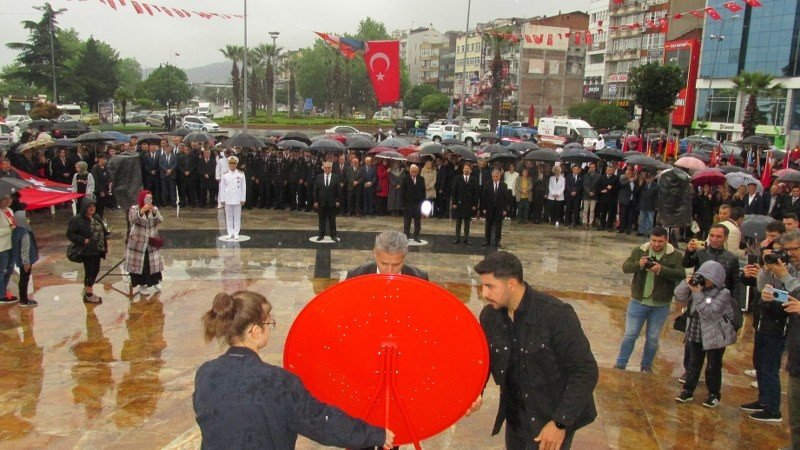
{"left": 0, "top": 207, "right": 792, "bottom": 448}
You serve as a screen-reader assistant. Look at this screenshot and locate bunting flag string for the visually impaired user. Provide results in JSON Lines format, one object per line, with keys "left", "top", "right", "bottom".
{"left": 66, "top": 0, "right": 242, "bottom": 20}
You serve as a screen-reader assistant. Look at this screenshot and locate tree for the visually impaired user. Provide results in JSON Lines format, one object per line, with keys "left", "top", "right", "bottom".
{"left": 567, "top": 101, "right": 600, "bottom": 121}
{"left": 253, "top": 43, "right": 282, "bottom": 121}
{"left": 29, "top": 102, "right": 59, "bottom": 120}
{"left": 589, "top": 104, "right": 630, "bottom": 130}
{"left": 74, "top": 37, "right": 119, "bottom": 111}
{"left": 219, "top": 44, "right": 243, "bottom": 118}
{"left": 5, "top": 3, "right": 71, "bottom": 102}
{"left": 141, "top": 64, "right": 191, "bottom": 108}
{"left": 627, "top": 63, "right": 683, "bottom": 132}
{"left": 483, "top": 28, "right": 517, "bottom": 132}
{"left": 731, "top": 71, "right": 786, "bottom": 138}
{"left": 117, "top": 57, "right": 142, "bottom": 94}
{"left": 403, "top": 84, "right": 438, "bottom": 110}
{"left": 420, "top": 93, "right": 450, "bottom": 117}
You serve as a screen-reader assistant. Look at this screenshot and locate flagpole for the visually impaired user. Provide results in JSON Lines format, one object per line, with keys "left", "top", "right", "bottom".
{"left": 458, "top": 0, "right": 471, "bottom": 125}
{"left": 243, "top": 0, "right": 249, "bottom": 131}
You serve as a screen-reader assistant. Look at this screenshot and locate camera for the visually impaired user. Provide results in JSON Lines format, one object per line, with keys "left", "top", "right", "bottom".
{"left": 688, "top": 273, "right": 706, "bottom": 287}
{"left": 643, "top": 256, "right": 658, "bottom": 270}
{"left": 763, "top": 250, "right": 788, "bottom": 265}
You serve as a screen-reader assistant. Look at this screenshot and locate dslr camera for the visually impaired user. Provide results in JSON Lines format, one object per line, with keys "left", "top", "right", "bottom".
{"left": 763, "top": 250, "right": 788, "bottom": 265}
{"left": 643, "top": 256, "right": 658, "bottom": 270}
{"left": 688, "top": 273, "right": 706, "bottom": 287}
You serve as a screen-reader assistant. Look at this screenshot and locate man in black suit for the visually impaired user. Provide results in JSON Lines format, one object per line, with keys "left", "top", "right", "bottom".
{"left": 742, "top": 182, "right": 765, "bottom": 215}
{"left": 451, "top": 162, "right": 480, "bottom": 244}
{"left": 596, "top": 165, "right": 620, "bottom": 231}
{"left": 313, "top": 161, "right": 340, "bottom": 241}
{"left": 177, "top": 143, "right": 197, "bottom": 208}
{"left": 344, "top": 155, "right": 363, "bottom": 216}
{"left": 197, "top": 148, "right": 217, "bottom": 208}
{"left": 781, "top": 185, "right": 800, "bottom": 219}
{"left": 141, "top": 142, "right": 161, "bottom": 205}
{"left": 401, "top": 164, "right": 426, "bottom": 242}
{"left": 346, "top": 230, "right": 428, "bottom": 280}
{"left": 481, "top": 169, "right": 510, "bottom": 247}
{"left": 564, "top": 164, "right": 583, "bottom": 227}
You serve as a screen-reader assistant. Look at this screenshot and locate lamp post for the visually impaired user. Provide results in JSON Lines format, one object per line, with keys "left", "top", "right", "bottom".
{"left": 704, "top": 14, "right": 739, "bottom": 134}
{"left": 458, "top": 0, "right": 472, "bottom": 124}
{"left": 243, "top": 0, "right": 249, "bottom": 131}
{"left": 269, "top": 31, "right": 280, "bottom": 117}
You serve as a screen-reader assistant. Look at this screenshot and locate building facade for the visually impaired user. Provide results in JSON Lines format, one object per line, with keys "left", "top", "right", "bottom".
{"left": 584, "top": 0, "right": 610, "bottom": 102}
{"left": 404, "top": 27, "right": 447, "bottom": 86}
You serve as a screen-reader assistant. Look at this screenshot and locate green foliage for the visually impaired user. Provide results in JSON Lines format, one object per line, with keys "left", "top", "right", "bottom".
{"left": 117, "top": 58, "right": 142, "bottom": 94}
{"left": 29, "top": 102, "right": 59, "bottom": 119}
{"left": 74, "top": 37, "right": 119, "bottom": 111}
{"left": 420, "top": 93, "right": 450, "bottom": 117}
{"left": 567, "top": 101, "right": 599, "bottom": 121}
{"left": 219, "top": 44, "right": 243, "bottom": 118}
{"left": 627, "top": 63, "right": 683, "bottom": 132}
{"left": 403, "top": 84, "right": 438, "bottom": 111}
{"left": 141, "top": 64, "right": 191, "bottom": 107}
{"left": 731, "top": 71, "right": 786, "bottom": 138}
{"left": 589, "top": 104, "right": 630, "bottom": 130}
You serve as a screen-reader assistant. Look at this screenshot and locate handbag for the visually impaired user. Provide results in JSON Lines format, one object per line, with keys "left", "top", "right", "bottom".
{"left": 148, "top": 236, "right": 164, "bottom": 249}
{"left": 673, "top": 309, "right": 689, "bottom": 332}
{"left": 67, "top": 242, "right": 85, "bottom": 263}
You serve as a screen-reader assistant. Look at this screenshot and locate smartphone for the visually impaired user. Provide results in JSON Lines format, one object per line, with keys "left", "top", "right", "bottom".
{"left": 144, "top": 197, "right": 152, "bottom": 205}
{"left": 774, "top": 289, "right": 790, "bottom": 303}
{"left": 747, "top": 254, "right": 759, "bottom": 265}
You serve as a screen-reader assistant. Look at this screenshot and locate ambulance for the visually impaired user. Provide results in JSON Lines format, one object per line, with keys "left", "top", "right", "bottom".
{"left": 536, "top": 117, "right": 601, "bottom": 148}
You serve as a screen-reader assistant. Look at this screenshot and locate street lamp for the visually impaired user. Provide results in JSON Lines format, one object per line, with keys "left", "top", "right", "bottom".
{"left": 243, "top": 0, "right": 249, "bottom": 131}
{"left": 704, "top": 15, "right": 739, "bottom": 130}
{"left": 458, "top": 0, "right": 472, "bottom": 124}
{"left": 269, "top": 31, "right": 280, "bottom": 117}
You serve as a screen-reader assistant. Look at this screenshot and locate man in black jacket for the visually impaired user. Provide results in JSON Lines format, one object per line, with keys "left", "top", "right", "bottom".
{"left": 596, "top": 165, "right": 619, "bottom": 231}
{"left": 481, "top": 169, "right": 510, "bottom": 247}
{"left": 197, "top": 148, "right": 217, "bottom": 208}
{"left": 346, "top": 230, "right": 428, "bottom": 280}
{"left": 452, "top": 163, "right": 480, "bottom": 244}
{"left": 781, "top": 292, "right": 800, "bottom": 447}
{"left": 312, "top": 161, "right": 340, "bottom": 241}
{"left": 401, "top": 164, "right": 426, "bottom": 242}
{"left": 469, "top": 251, "right": 598, "bottom": 450}
{"left": 564, "top": 164, "right": 583, "bottom": 227}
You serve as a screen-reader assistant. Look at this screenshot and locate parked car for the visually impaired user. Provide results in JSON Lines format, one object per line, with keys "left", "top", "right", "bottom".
{"left": 324, "top": 125, "right": 371, "bottom": 137}
{"left": 0, "top": 123, "right": 13, "bottom": 146}
{"left": 509, "top": 121, "right": 530, "bottom": 128}
{"left": 393, "top": 118, "right": 429, "bottom": 135}
{"left": 126, "top": 112, "right": 147, "bottom": 123}
{"left": 56, "top": 114, "right": 76, "bottom": 122}
{"left": 183, "top": 115, "right": 220, "bottom": 132}
{"left": 146, "top": 113, "right": 165, "bottom": 128}
{"left": 52, "top": 120, "right": 92, "bottom": 138}
{"left": 425, "top": 124, "right": 463, "bottom": 142}
{"left": 4, "top": 115, "right": 31, "bottom": 129}
{"left": 353, "top": 112, "right": 366, "bottom": 120}
{"left": 602, "top": 130, "right": 626, "bottom": 142}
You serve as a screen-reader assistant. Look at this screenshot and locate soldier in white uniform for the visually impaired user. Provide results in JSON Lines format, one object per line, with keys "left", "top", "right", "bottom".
{"left": 219, "top": 156, "right": 246, "bottom": 239}
{"left": 215, "top": 148, "right": 231, "bottom": 208}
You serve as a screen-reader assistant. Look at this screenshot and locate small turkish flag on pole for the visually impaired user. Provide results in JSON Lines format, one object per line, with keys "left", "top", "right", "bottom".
{"left": 363, "top": 40, "right": 400, "bottom": 106}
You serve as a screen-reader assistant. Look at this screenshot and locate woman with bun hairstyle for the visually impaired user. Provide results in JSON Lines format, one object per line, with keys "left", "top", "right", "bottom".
{"left": 194, "top": 290, "right": 394, "bottom": 449}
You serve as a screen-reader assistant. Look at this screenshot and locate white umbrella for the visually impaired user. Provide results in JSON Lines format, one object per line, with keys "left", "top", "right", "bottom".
{"left": 725, "top": 172, "right": 763, "bottom": 192}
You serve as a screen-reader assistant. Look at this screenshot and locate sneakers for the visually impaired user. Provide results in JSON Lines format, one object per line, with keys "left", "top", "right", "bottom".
{"left": 678, "top": 372, "right": 687, "bottom": 384}
{"left": 82, "top": 293, "right": 102, "bottom": 304}
{"left": 744, "top": 369, "right": 757, "bottom": 378}
{"left": 0, "top": 296, "right": 18, "bottom": 304}
{"left": 703, "top": 394, "right": 721, "bottom": 408}
{"left": 749, "top": 410, "right": 782, "bottom": 423}
{"left": 153, "top": 283, "right": 162, "bottom": 292}
{"left": 751, "top": 381, "right": 759, "bottom": 389}
{"left": 675, "top": 390, "right": 694, "bottom": 403}
{"left": 138, "top": 285, "right": 150, "bottom": 295}
{"left": 18, "top": 299, "right": 38, "bottom": 308}
{"left": 739, "top": 401, "right": 765, "bottom": 413}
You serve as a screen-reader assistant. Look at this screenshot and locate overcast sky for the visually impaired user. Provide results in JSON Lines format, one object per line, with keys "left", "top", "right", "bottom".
{"left": 1, "top": 0, "right": 590, "bottom": 70}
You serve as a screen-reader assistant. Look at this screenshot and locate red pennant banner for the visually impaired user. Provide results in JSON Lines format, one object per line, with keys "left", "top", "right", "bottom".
{"left": 744, "top": 0, "right": 763, "bottom": 6}
{"left": 705, "top": 7, "right": 722, "bottom": 20}
{"left": 547, "top": 34, "right": 553, "bottom": 46}
{"left": 141, "top": 3, "right": 153, "bottom": 15}
{"left": 107, "top": 0, "right": 117, "bottom": 10}
{"left": 161, "top": 5, "right": 173, "bottom": 16}
{"left": 182, "top": 9, "right": 191, "bottom": 17}
{"left": 363, "top": 40, "right": 400, "bottom": 105}
{"left": 723, "top": 1, "right": 743, "bottom": 12}
{"left": 173, "top": 8, "right": 185, "bottom": 17}
{"left": 585, "top": 31, "right": 593, "bottom": 45}
{"left": 613, "top": 0, "right": 624, "bottom": 3}
{"left": 151, "top": 4, "right": 160, "bottom": 12}
{"left": 659, "top": 18, "right": 668, "bottom": 33}
{"left": 534, "top": 35, "right": 543, "bottom": 44}
{"left": 690, "top": 10, "right": 704, "bottom": 18}
{"left": 119, "top": 0, "right": 126, "bottom": 5}
{"left": 574, "top": 33, "right": 581, "bottom": 45}
{"left": 131, "top": 1, "right": 143, "bottom": 14}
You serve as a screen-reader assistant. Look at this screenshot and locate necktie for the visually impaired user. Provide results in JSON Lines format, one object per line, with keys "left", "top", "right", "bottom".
{"left": 494, "top": 183, "right": 498, "bottom": 192}
{"left": 465, "top": 176, "right": 468, "bottom": 184}
{"left": 325, "top": 175, "right": 329, "bottom": 187}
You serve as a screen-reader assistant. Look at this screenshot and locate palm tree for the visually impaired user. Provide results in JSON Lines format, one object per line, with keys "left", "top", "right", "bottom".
{"left": 219, "top": 44, "right": 244, "bottom": 118}
{"left": 253, "top": 43, "right": 283, "bottom": 122}
{"left": 731, "top": 71, "right": 786, "bottom": 138}
{"left": 482, "top": 28, "right": 517, "bottom": 132}
{"left": 246, "top": 49, "right": 263, "bottom": 118}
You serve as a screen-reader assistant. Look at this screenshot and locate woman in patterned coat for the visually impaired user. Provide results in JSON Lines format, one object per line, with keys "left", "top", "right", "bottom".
{"left": 125, "top": 190, "right": 164, "bottom": 295}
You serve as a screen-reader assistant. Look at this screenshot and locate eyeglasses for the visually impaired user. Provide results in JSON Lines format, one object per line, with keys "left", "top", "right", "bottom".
{"left": 250, "top": 320, "right": 276, "bottom": 333}
{"left": 785, "top": 247, "right": 800, "bottom": 252}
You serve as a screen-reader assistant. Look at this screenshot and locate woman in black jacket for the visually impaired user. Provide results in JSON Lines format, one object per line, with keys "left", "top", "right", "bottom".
{"left": 194, "top": 290, "right": 394, "bottom": 450}
{"left": 66, "top": 198, "right": 108, "bottom": 304}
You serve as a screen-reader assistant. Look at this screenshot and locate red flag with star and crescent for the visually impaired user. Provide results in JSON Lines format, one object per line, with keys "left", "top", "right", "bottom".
{"left": 363, "top": 40, "right": 400, "bottom": 106}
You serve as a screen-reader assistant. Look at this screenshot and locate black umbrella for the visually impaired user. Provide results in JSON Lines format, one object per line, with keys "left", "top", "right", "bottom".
{"left": 508, "top": 141, "right": 539, "bottom": 152}
{"left": 377, "top": 137, "right": 408, "bottom": 149}
{"left": 310, "top": 138, "right": 347, "bottom": 154}
{"left": 739, "top": 135, "right": 772, "bottom": 147}
{"left": 27, "top": 119, "right": 52, "bottom": 130}
{"left": 54, "top": 138, "right": 78, "bottom": 148}
{"left": 227, "top": 132, "right": 265, "bottom": 149}
{"left": 595, "top": 147, "right": 625, "bottom": 161}
{"left": 742, "top": 215, "right": 776, "bottom": 240}
{"left": 277, "top": 139, "right": 309, "bottom": 150}
{"left": 134, "top": 132, "right": 164, "bottom": 144}
{"left": 347, "top": 137, "right": 375, "bottom": 150}
{"left": 483, "top": 144, "right": 509, "bottom": 155}
{"left": 170, "top": 128, "right": 192, "bottom": 137}
{"left": 718, "top": 165, "right": 753, "bottom": 174}
{"left": 442, "top": 138, "right": 462, "bottom": 146}
{"left": 449, "top": 145, "right": 477, "bottom": 162}
{"left": 419, "top": 143, "right": 447, "bottom": 156}
{"left": 74, "top": 131, "right": 115, "bottom": 143}
{"left": 778, "top": 171, "right": 800, "bottom": 183}
{"left": 625, "top": 153, "right": 669, "bottom": 168}
{"left": 523, "top": 149, "right": 560, "bottom": 162}
{"left": 560, "top": 148, "right": 600, "bottom": 164}
{"left": 183, "top": 131, "right": 216, "bottom": 144}
{"left": 265, "top": 130, "right": 284, "bottom": 138}
{"left": 477, "top": 132, "right": 498, "bottom": 141}
{"left": 489, "top": 152, "right": 519, "bottom": 163}
{"left": 282, "top": 131, "right": 312, "bottom": 145}
{"left": 563, "top": 142, "right": 585, "bottom": 151}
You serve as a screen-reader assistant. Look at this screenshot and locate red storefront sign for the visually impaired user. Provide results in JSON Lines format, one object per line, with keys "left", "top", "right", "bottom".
{"left": 664, "top": 39, "right": 700, "bottom": 127}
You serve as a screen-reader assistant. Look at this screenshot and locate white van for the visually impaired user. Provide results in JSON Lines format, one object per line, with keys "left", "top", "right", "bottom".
{"left": 536, "top": 117, "right": 600, "bottom": 148}
{"left": 57, "top": 104, "right": 82, "bottom": 117}
{"left": 466, "top": 118, "right": 490, "bottom": 132}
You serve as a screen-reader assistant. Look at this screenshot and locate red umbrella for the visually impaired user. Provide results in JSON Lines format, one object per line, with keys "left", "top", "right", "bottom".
{"left": 396, "top": 146, "right": 418, "bottom": 157}
{"left": 774, "top": 168, "right": 800, "bottom": 179}
{"left": 284, "top": 275, "right": 489, "bottom": 448}
{"left": 691, "top": 168, "right": 726, "bottom": 186}
{"left": 527, "top": 104, "right": 535, "bottom": 126}
{"left": 367, "top": 146, "right": 395, "bottom": 155}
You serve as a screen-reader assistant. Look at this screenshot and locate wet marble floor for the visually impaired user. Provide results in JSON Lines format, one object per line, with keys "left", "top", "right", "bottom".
{"left": 0, "top": 206, "right": 791, "bottom": 449}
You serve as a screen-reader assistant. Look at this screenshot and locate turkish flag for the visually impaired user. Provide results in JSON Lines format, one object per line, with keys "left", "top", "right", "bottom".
{"left": 761, "top": 153, "right": 773, "bottom": 187}
{"left": 724, "top": 2, "right": 743, "bottom": 12}
{"left": 690, "top": 10, "right": 704, "bottom": 18}
{"left": 705, "top": 7, "right": 722, "bottom": 20}
{"left": 12, "top": 169, "right": 83, "bottom": 211}
{"left": 363, "top": 40, "right": 400, "bottom": 105}
{"left": 744, "top": 0, "right": 763, "bottom": 7}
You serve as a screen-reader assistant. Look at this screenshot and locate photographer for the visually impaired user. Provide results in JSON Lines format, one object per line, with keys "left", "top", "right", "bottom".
{"left": 615, "top": 227, "right": 685, "bottom": 373}
{"left": 682, "top": 224, "right": 739, "bottom": 291}
{"left": 674, "top": 261, "right": 738, "bottom": 408}
{"left": 781, "top": 288, "right": 800, "bottom": 448}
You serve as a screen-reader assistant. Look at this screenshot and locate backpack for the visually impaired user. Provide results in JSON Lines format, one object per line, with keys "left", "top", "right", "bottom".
{"left": 726, "top": 292, "right": 744, "bottom": 331}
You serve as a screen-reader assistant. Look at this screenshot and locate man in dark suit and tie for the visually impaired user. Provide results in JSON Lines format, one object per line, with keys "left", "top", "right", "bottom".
{"left": 564, "top": 164, "right": 584, "bottom": 227}
{"left": 158, "top": 144, "right": 178, "bottom": 207}
{"left": 346, "top": 230, "right": 428, "bottom": 280}
{"left": 781, "top": 185, "right": 800, "bottom": 219}
{"left": 742, "top": 182, "right": 765, "bottom": 215}
{"left": 197, "top": 148, "right": 217, "bottom": 208}
{"left": 360, "top": 156, "right": 377, "bottom": 215}
{"left": 401, "top": 164, "right": 426, "bottom": 242}
{"left": 482, "top": 169, "right": 510, "bottom": 247}
{"left": 451, "top": 162, "right": 480, "bottom": 244}
{"left": 313, "top": 161, "right": 340, "bottom": 241}
{"left": 344, "top": 155, "right": 363, "bottom": 216}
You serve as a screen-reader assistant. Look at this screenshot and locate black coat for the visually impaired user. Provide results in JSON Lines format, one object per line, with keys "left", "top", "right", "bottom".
{"left": 481, "top": 181, "right": 510, "bottom": 216}
{"left": 66, "top": 212, "right": 108, "bottom": 257}
{"left": 346, "top": 262, "right": 428, "bottom": 280}
{"left": 313, "top": 173, "right": 340, "bottom": 207}
{"left": 564, "top": 172, "right": 583, "bottom": 199}
{"left": 743, "top": 192, "right": 766, "bottom": 215}
{"left": 480, "top": 283, "right": 598, "bottom": 435}
{"left": 400, "top": 174, "right": 426, "bottom": 209}
{"left": 197, "top": 156, "right": 216, "bottom": 182}
{"left": 451, "top": 174, "right": 480, "bottom": 218}
{"left": 638, "top": 181, "right": 658, "bottom": 211}
{"left": 193, "top": 346, "right": 385, "bottom": 450}
{"left": 780, "top": 195, "right": 800, "bottom": 219}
